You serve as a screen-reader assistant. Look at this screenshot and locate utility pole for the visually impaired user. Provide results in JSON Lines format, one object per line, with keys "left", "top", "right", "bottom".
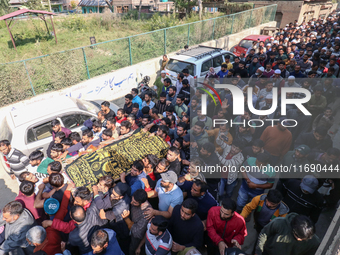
{"left": 198, "top": 0, "right": 202, "bottom": 20}
{"left": 47, "top": 0, "right": 52, "bottom": 12}
{"left": 98, "top": 0, "right": 99, "bottom": 13}
{"left": 138, "top": 0, "right": 142, "bottom": 20}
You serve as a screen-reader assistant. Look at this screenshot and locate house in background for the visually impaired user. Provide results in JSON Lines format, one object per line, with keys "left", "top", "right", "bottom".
{"left": 78, "top": 0, "right": 109, "bottom": 13}
{"left": 225, "top": 0, "right": 337, "bottom": 27}
{"left": 9, "top": 0, "right": 74, "bottom": 12}
{"left": 79, "top": 0, "right": 173, "bottom": 13}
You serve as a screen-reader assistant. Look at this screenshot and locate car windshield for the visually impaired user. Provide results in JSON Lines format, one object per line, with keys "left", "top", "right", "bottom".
{"left": 0, "top": 118, "right": 13, "bottom": 143}
{"left": 239, "top": 40, "right": 254, "bottom": 49}
{"left": 166, "top": 59, "right": 195, "bottom": 76}
{"left": 75, "top": 99, "right": 100, "bottom": 115}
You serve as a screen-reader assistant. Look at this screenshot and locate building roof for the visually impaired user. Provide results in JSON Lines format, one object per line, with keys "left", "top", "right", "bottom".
{"left": 8, "top": 0, "right": 27, "bottom": 5}
{"left": 78, "top": 0, "right": 108, "bottom": 7}
{"left": 0, "top": 9, "right": 54, "bottom": 20}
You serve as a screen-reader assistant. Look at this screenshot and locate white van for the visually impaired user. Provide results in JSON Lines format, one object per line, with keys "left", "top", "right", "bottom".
{"left": 165, "top": 45, "right": 236, "bottom": 86}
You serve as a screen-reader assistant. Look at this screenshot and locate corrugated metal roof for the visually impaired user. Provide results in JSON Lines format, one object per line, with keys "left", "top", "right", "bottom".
{"left": 78, "top": 0, "right": 108, "bottom": 7}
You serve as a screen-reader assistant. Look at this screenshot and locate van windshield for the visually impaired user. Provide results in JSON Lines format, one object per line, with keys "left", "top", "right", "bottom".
{"left": 239, "top": 40, "right": 254, "bottom": 49}
{"left": 166, "top": 59, "right": 195, "bottom": 76}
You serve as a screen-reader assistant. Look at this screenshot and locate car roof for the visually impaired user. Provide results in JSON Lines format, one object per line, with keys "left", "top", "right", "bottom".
{"left": 242, "top": 35, "right": 272, "bottom": 41}
{"left": 170, "top": 49, "right": 231, "bottom": 64}
{"left": 9, "top": 97, "right": 80, "bottom": 128}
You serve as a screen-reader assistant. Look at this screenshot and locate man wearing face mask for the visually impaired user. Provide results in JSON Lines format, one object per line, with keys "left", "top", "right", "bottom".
{"left": 207, "top": 198, "right": 246, "bottom": 255}
{"left": 281, "top": 175, "right": 324, "bottom": 223}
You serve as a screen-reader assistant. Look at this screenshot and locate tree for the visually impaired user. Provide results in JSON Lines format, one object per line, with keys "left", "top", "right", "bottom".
{"left": 174, "top": 0, "right": 197, "bottom": 15}
{"left": 0, "top": 0, "right": 9, "bottom": 15}
{"left": 138, "top": 0, "right": 142, "bottom": 20}
{"left": 104, "top": 0, "right": 113, "bottom": 12}
{"left": 23, "top": 0, "right": 46, "bottom": 10}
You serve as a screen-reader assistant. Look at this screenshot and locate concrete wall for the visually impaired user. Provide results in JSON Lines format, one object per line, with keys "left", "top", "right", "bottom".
{"left": 254, "top": 1, "right": 303, "bottom": 27}
{"left": 253, "top": 1, "right": 336, "bottom": 28}
{"left": 0, "top": 21, "right": 276, "bottom": 115}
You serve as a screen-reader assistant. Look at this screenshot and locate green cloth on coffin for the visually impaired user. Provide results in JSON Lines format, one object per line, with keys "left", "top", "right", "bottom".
{"left": 65, "top": 129, "right": 169, "bottom": 190}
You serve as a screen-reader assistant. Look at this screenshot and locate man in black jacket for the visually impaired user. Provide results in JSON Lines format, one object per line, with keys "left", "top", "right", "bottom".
{"left": 281, "top": 175, "right": 324, "bottom": 223}
{"left": 294, "top": 126, "right": 333, "bottom": 152}
{"left": 168, "top": 198, "right": 204, "bottom": 253}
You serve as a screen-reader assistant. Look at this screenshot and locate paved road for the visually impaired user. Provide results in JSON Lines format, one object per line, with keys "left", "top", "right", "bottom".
{"left": 0, "top": 167, "right": 19, "bottom": 209}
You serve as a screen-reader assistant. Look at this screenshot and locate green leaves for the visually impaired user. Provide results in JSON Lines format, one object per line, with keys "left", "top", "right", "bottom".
{"left": 174, "top": 0, "right": 197, "bottom": 14}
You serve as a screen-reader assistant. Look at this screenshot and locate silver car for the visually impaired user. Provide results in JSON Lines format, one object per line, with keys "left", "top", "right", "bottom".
{"left": 0, "top": 97, "right": 118, "bottom": 171}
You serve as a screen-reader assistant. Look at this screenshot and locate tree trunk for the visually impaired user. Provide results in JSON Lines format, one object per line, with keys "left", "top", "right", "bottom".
{"left": 198, "top": 0, "right": 202, "bottom": 20}
{"left": 138, "top": 0, "right": 142, "bottom": 20}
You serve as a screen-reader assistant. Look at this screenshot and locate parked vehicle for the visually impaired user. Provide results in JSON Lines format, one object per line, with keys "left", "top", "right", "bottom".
{"left": 0, "top": 97, "right": 118, "bottom": 165}
{"left": 137, "top": 75, "right": 157, "bottom": 100}
{"left": 232, "top": 35, "right": 272, "bottom": 56}
{"left": 165, "top": 45, "right": 236, "bottom": 86}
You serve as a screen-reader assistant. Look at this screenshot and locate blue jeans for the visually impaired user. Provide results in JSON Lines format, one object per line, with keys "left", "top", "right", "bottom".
{"left": 218, "top": 178, "right": 238, "bottom": 198}
{"left": 236, "top": 180, "right": 264, "bottom": 211}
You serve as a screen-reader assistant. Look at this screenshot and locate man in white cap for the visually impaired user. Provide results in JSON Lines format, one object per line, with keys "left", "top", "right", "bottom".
{"left": 145, "top": 171, "right": 183, "bottom": 219}
{"left": 270, "top": 69, "right": 285, "bottom": 90}
{"left": 266, "top": 43, "right": 272, "bottom": 52}
{"left": 273, "top": 40, "right": 279, "bottom": 45}
{"left": 281, "top": 175, "right": 324, "bottom": 223}
{"left": 259, "top": 94, "right": 275, "bottom": 118}
{"left": 283, "top": 38, "right": 289, "bottom": 47}
{"left": 154, "top": 70, "right": 169, "bottom": 97}
{"left": 284, "top": 76, "right": 301, "bottom": 88}
{"left": 248, "top": 66, "right": 264, "bottom": 86}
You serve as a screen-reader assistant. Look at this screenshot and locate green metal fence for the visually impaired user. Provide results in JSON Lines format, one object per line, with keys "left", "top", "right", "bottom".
{"left": 0, "top": 4, "right": 277, "bottom": 107}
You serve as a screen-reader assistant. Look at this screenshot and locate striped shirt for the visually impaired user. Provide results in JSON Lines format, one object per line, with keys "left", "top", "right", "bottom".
{"left": 5, "top": 148, "right": 29, "bottom": 176}
{"left": 145, "top": 223, "right": 172, "bottom": 255}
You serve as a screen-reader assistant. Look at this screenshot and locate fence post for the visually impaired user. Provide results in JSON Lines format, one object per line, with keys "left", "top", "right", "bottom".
{"left": 231, "top": 14, "right": 235, "bottom": 34}
{"left": 82, "top": 48, "right": 91, "bottom": 79}
{"left": 23, "top": 61, "right": 36, "bottom": 96}
{"left": 187, "top": 24, "right": 190, "bottom": 46}
{"left": 128, "top": 37, "right": 133, "bottom": 66}
{"left": 164, "top": 29, "right": 167, "bottom": 55}
{"left": 212, "top": 18, "right": 216, "bottom": 40}
{"left": 248, "top": 9, "right": 253, "bottom": 29}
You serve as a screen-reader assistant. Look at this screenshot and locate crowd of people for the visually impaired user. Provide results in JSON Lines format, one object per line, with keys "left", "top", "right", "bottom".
{"left": 0, "top": 9, "right": 340, "bottom": 255}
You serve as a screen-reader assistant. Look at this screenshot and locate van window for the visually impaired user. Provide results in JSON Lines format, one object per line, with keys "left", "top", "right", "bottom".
{"left": 27, "top": 129, "right": 36, "bottom": 143}
{"left": 201, "top": 60, "right": 212, "bottom": 75}
{"left": 166, "top": 59, "right": 195, "bottom": 76}
{"left": 212, "top": 55, "right": 223, "bottom": 68}
{"left": 61, "top": 114, "right": 92, "bottom": 130}
{"left": 239, "top": 40, "right": 254, "bottom": 49}
{"left": 27, "top": 121, "right": 53, "bottom": 143}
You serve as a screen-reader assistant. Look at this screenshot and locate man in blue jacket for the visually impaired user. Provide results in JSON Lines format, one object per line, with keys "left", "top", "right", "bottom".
{"left": 131, "top": 88, "right": 143, "bottom": 110}
{"left": 90, "top": 228, "right": 124, "bottom": 255}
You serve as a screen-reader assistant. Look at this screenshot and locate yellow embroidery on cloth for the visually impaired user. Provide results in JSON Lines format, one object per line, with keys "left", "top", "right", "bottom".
{"left": 65, "top": 130, "right": 169, "bottom": 190}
